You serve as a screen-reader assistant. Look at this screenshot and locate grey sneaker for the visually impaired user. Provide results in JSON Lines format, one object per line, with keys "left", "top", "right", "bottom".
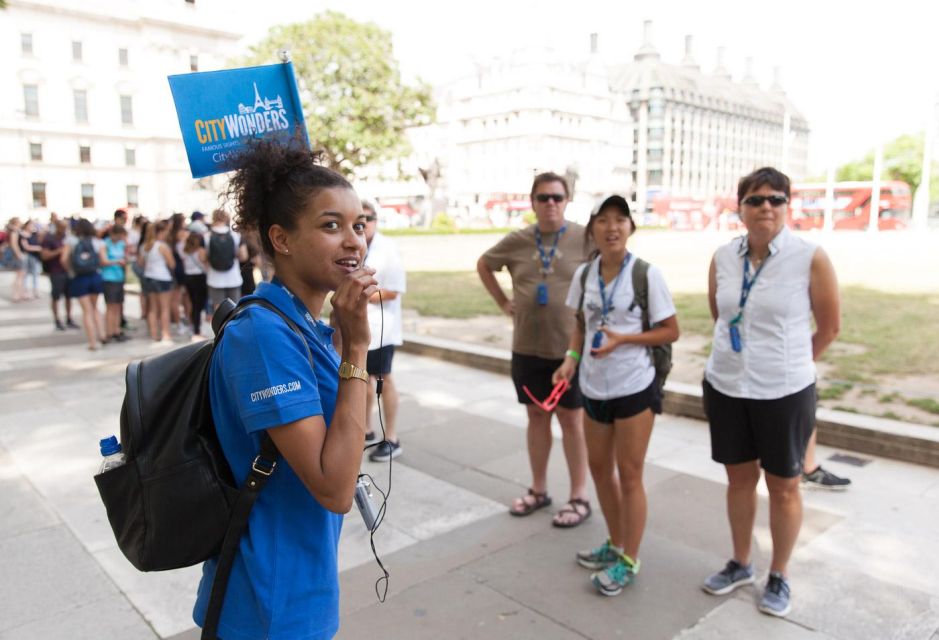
{"left": 576, "top": 539, "right": 621, "bottom": 570}
{"left": 590, "top": 556, "right": 639, "bottom": 597}
{"left": 702, "top": 559, "right": 755, "bottom": 595}
{"left": 802, "top": 465, "right": 851, "bottom": 491}
{"left": 369, "top": 440, "right": 401, "bottom": 462}
{"left": 758, "top": 571, "right": 792, "bottom": 617}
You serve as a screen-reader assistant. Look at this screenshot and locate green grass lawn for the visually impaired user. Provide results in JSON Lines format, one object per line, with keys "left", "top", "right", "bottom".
{"left": 403, "top": 271, "right": 939, "bottom": 382}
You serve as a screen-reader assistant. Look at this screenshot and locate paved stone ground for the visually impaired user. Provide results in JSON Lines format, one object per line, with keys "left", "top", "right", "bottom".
{"left": 2, "top": 273, "right": 939, "bottom": 639}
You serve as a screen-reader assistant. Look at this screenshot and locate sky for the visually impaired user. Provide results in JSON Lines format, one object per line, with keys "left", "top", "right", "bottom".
{"left": 233, "top": 0, "right": 939, "bottom": 173}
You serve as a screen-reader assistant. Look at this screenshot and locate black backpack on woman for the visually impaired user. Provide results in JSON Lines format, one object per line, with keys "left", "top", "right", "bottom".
{"left": 94, "top": 297, "right": 312, "bottom": 639}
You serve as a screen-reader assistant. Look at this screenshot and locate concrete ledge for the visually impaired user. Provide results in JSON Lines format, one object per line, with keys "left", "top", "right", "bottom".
{"left": 401, "top": 333, "right": 939, "bottom": 469}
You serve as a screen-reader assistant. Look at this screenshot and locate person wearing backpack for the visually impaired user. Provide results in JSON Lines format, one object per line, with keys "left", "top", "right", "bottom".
{"left": 553, "top": 195, "right": 679, "bottom": 597}
{"left": 201, "top": 209, "right": 247, "bottom": 313}
{"left": 61, "top": 218, "right": 106, "bottom": 350}
{"left": 190, "top": 138, "right": 377, "bottom": 640}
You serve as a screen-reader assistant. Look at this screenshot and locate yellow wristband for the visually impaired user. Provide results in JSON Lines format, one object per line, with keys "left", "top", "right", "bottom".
{"left": 566, "top": 349, "right": 581, "bottom": 363}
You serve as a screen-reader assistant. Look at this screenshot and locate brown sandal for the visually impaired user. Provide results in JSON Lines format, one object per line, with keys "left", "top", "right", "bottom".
{"left": 552, "top": 498, "right": 591, "bottom": 528}
{"left": 509, "top": 488, "right": 552, "bottom": 516}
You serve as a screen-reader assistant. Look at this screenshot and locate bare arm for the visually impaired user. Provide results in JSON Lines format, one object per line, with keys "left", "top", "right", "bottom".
{"left": 591, "top": 315, "right": 680, "bottom": 358}
{"left": 809, "top": 247, "right": 840, "bottom": 360}
{"left": 476, "top": 256, "right": 513, "bottom": 316}
{"left": 60, "top": 242, "right": 71, "bottom": 269}
{"left": 159, "top": 243, "right": 176, "bottom": 270}
{"left": 10, "top": 232, "right": 23, "bottom": 259}
{"left": 552, "top": 318, "right": 586, "bottom": 384}
{"left": 41, "top": 243, "right": 62, "bottom": 262}
{"left": 267, "top": 267, "right": 377, "bottom": 513}
{"left": 707, "top": 256, "right": 718, "bottom": 321}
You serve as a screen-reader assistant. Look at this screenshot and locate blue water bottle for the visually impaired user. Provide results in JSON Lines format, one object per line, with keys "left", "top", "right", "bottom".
{"left": 98, "top": 435, "right": 125, "bottom": 474}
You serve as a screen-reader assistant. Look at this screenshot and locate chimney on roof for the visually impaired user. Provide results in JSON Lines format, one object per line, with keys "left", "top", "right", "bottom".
{"left": 743, "top": 56, "right": 758, "bottom": 86}
{"left": 590, "top": 32, "right": 598, "bottom": 55}
{"left": 771, "top": 66, "right": 785, "bottom": 93}
{"left": 634, "top": 19, "right": 661, "bottom": 61}
{"left": 681, "top": 35, "right": 699, "bottom": 69}
{"left": 713, "top": 46, "right": 731, "bottom": 80}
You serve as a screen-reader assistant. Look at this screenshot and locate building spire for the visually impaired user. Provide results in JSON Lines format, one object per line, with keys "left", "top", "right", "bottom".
{"left": 713, "top": 46, "right": 731, "bottom": 80}
{"left": 681, "top": 35, "right": 699, "bottom": 70}
{"left": 634, "top": 20, "right": 661, "bottom": 62}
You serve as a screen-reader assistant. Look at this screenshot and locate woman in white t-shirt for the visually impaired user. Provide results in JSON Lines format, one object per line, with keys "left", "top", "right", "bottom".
{"left": 553, "top": 195, "right": 679, "bottom": 597}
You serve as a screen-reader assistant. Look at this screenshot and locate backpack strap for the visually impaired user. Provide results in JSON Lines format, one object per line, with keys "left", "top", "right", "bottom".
{"left": 201, "top": 297, "right": 313, "bottom": 640}
{"left": 574, "top": 257, "right": 594, "bottom": 336}
{"left": 630, "top": 257, "right": 651, "bottom": 332}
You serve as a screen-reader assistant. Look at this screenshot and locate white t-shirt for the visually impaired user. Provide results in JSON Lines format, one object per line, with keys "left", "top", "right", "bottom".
{"left": 566, "top": 256, "right": 676, "bottom": 400}
{"left": 204, "top": 225, "right": 242, "bottom": 289}
{"left": 364, "top": 232, "right": 406, "bottom": 349}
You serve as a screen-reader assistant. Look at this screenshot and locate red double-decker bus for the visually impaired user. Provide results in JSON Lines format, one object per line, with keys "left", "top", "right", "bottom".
{"left": 789, "top": 181, "right": 912, "bottom": 231}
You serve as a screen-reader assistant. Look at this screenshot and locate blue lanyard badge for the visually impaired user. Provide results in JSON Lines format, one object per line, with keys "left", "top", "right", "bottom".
{"left": 728, "top": 255, "right": 768, "bottom": 353}
{"left": 534, "top": 225, "right": 566, "bottom": 305}
{"left": 592, "top": 254, "right": 631, "bottom": 350}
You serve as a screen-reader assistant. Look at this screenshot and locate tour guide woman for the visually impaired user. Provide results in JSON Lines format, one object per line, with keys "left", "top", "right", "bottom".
{"left": 700, "top": 167, "right": 840, "bottom": 618}
{"left": 192, "top": 138, "right": 378, "bottom": 639}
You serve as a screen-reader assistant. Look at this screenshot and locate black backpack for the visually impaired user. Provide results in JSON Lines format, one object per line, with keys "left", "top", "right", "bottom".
{"left": 94, "top": 297, "right": 312, "bottom": 640}
{"left": 72, "top": 238, "right": 100, "bottom": 275}
{"left": 576, "top": 256, "right": 672, "bottom": 394}
{"left": 207, "top": 231, "right": 236, "bottom": 271}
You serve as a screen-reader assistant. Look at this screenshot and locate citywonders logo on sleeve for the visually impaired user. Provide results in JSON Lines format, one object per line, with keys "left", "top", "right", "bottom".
{"left": 168, "top": 62, "right": 309, "bottom": 178}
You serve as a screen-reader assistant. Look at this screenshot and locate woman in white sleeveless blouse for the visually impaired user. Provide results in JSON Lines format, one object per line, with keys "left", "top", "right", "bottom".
{"left": 700, "top": 167, "right": 840, "bottom": 618}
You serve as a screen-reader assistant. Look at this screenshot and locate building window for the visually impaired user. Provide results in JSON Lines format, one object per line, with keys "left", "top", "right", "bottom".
{"left": 74, "top": 89, "right": 89, "bottom": 123}
{"left": 648, "top": 170, "right": 663, "bottom": 184}
{"left": 21, "top": 33, "right": 33, "bottom": 55}
{"left": 119, "top": 47, "right": 129, "bottom": 67}
{"left": 648, "top": 148, "right": 664, "bottom": 160}
{"left": 32, "top": 182, "right": 47, "bottom": 208}
{"left": 29, "top": 142, "right": 42, "bottom": 161}
{"left": 81, "top": 183, "right": 95, "bottom": 208}
{"left": 72, "top": 41, "right": 83, "bottom": 62}
{"left": 120, "top": 95, "right": 133, "bottom": 125}
{"left": 125, "top": 147, "right": 136, "bottom": 167}
{"left": 79, "top": 145, "right": 91, "bottom": 164}
{"left": 126, "top": 185, "right": 139, "bottom": 207}
{"left": 23, "top": 84, "right": 39, "bottom": 117}
{"left": 189, "top": 54, "right": 199, "bottom": 72}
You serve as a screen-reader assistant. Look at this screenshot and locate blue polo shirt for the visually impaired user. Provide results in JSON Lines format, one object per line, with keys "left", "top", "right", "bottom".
{"left": 193, "top": 280, "right": 343, "bottom": 640}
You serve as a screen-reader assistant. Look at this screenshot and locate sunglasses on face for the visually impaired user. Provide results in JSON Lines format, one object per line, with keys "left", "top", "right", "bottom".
{"left": 535, "top": 193, "right": 566, "bottom": 203}
{"left": 742, "top": 195, "right": 788, "bottom": 207}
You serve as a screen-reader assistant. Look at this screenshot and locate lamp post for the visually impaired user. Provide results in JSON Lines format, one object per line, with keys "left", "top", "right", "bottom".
{"left": 912, "top": 92, "right": 938, "bottom": 230}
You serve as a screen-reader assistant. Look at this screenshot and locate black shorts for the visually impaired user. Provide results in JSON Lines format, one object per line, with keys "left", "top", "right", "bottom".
{"left": 366, "top": 345, "right": 395, "bottom": 376}
{"left": 702, "top": 378, "right": 816, "bottom": 478}
{"left": 584, "top": 381, "right": 661, "bottom": 424}
{"left": 48, "top": 272, "right": 70, "bottom": 300}
{"left": 103, "top": 281, "right": 125, "bottom": 304}
{"left": 511, "top": 352, "right": 583, "bottom": 410}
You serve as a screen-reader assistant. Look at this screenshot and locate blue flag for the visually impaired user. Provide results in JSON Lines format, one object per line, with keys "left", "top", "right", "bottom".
{"left": 168, "top": 62, "right": 309, "bottom": 178}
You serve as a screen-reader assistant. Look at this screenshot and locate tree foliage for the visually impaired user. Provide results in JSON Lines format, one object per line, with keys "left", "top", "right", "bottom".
{"left": 244, "top": 11, "right": 435, "bottom": 177}
{"left": 836, "top": 133, "right": 938, "bottom": 200}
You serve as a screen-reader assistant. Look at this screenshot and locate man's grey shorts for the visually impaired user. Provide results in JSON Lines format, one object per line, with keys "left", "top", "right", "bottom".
{"left": 209, "top": 286, "right": 241, "bottom": 308}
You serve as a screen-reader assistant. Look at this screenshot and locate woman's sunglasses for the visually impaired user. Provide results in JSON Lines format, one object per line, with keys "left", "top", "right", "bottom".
{"left": 535, "top": 194, "right": 566, "bottom": 203}
{"left": 742, "top": 195, "right": 788, "bottom": 207}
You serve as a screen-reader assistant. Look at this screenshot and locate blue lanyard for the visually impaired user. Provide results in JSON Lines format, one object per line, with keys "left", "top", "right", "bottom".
{"left": 730, "top": 254, "right": 768, "bottom": 325}
{"left": 271, "top": 277, "right": 330, "bottom": 350}
{"left": 534, "top": 225, "right": 566, "bottom": 277}
{"left": 597, "top": 253, "right": 631, "bottom": 325}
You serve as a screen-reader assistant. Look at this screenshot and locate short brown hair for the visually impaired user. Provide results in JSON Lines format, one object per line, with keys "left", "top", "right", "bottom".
{"left": 737, "top": 167, "right": 790, "bottom": 204}
{"left": 530, "top": 172, "right": 569, "bottom": 199}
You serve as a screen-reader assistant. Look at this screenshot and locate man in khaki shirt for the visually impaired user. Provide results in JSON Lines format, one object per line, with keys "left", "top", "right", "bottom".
{"left": 477, "top": 172, "right": 591, "bottom": 528}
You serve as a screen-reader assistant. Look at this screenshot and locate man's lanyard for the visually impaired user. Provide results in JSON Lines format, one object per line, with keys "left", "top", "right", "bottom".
{"left": 534, "top": 225, "right": 566, "bottom": 277}
{"left": 729, "top": 254, "right": 769, "bottom": 326}
{"left": 597, "top": 253, "right": 631, "bottom": 326}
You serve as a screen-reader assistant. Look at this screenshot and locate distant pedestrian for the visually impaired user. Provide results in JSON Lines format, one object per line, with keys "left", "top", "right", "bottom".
{"left": 21, "top": 220, "right": 43, "bottom": 300}
{"left": 554, "top": 195, "right": 679, "bottom": 596}
{"left": 40, "top": 220, "right": 77, "bottom": 330}
{"left": 140, "top": 219, "right": 176, "bottom": 343}
{"left": 100, "top": 224, "right": 129, "bottom": 342}
{"left": 181, "top": 231, "right": 209, "bottom": 340}
{"left": 7, "top": 218, "right": 28, "bottom": 302}
{"left": 201, "top": 209, "right": 247, "bottom": 313}
{"left": 61, "top": 218, "right": 106, "bottom": 350}
{"left": 700, "top": 167, "right": 841, "bottom": 618}
{"left": 477, "top": 172, "right": 592, "bottom": 528}
{"left": 361, "top": 200, "right": 407, "bottom": 461}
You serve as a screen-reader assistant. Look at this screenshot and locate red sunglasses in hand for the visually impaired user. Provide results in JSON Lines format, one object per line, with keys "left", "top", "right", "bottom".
{"left": 522, "top": 378, "right": 570, "bottom": 412}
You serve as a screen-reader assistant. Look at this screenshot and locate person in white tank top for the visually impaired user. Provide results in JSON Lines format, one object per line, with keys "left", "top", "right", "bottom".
{"left": 140, "top": 220, "right": 176, "bottom": 343}
{"left": 700, "top": 167, "right": 841, "bottom": 618}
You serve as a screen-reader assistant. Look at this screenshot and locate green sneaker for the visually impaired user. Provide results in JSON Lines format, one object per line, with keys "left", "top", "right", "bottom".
{"left": 576, "top": 539, "right": 621, "bottom": 570}
{"left": 591, "top": 555, "right": 639, "bottom": 596}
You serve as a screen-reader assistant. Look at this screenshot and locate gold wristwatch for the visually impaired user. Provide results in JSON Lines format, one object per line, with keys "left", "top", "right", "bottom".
{"left": 338, "top": 361, "right": 369, "bottom": 383}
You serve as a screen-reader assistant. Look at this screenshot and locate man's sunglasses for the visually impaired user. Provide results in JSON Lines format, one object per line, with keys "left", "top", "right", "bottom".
{"left": 535, "top": 193, "right": 566, "bottom": 203}
{"left": 742, "top": 195, "right": 788, "bottom": 207}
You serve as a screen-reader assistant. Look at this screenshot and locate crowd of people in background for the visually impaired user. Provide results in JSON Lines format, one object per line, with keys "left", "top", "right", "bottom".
{"left": 1, "top": 207, "right": 264, "bottom": 350}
